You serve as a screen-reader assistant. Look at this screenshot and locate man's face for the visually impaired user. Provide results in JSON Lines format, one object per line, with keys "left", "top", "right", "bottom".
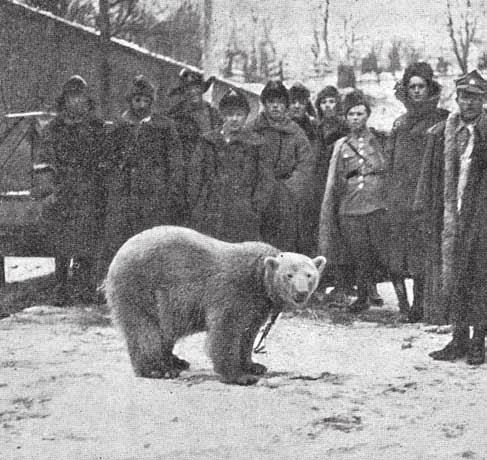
{"left": 222, "top": 108, "right": 248, "bottom": 133}
{"left": 320, "top": 97, "right": 338, "bottom": 117}
{"left": 407, "top": 76, "right": 429, "bottom": 102}
{"left": 130, "top": 95, "right": 152, "bottom": 119}
{"left": 183, "top": 85, "right": 204, "bottom": 108}
{"left": 289, "top": 98, "right": 307, "bottom": 120}
{"left": 264, "top": 98, "right": 287, "bottom": 122}
{"left": 346, "top": 104, "right": 369, "bottom": 133}
{"left": 64, "top": 94, "right": 90, "bottom": 119}
{"left": 457, "top": 90, "right": 485, "bottom": 122}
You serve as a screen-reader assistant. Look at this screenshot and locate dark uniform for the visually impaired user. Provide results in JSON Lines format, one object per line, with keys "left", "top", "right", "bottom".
{"left": 40, "top": 76, "right": 107, "bottom": 303}
{"left": 167, "top": 70, "right": 222, "bottom": 224}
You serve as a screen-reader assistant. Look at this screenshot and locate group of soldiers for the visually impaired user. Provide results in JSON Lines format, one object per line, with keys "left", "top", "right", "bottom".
{"left": 38, "top": 62, "right": 487, "bottom": 365}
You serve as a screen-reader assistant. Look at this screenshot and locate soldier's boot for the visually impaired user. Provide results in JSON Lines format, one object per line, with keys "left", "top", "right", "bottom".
{"left": 408, "top": 277, "right": 425, "bottom": 323}
{"left": 467, "top": 326, "right": 485, "bottom": 366}
{"left": 429, "top": 323, "right": 469, "bottom": 361}
{"left": 391, "top": 276, "right": 409, "bottom": 321}
{"left": 367, "top": 283, "right": 384, "bottom": 306}
{"left": 348, "top": 285, "right": 369, "bottom": 313}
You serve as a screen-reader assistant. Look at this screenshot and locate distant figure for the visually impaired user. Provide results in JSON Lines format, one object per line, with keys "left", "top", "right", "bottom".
{"left": 250, "top": 80, "right": 314, "bottom": 252}
{"left": 189, "top": 88, "right": 274, "bottom": 242}
{"left": 387, "top": 62, "right": 448, "bottom": 322}
{"left": 288, "top": 82, "right": 320, "bottom": 256}
{"left": 417, "top": 70, "right": 487, "bottom": 365}
{"left": 40, "top": 75, "right": 107, "bottom": 304}
{"left": 103, "top": 75, "right": 185, "bottom": 268}
{"left": 167, "top": 70, "right": 221, "bottom": 224}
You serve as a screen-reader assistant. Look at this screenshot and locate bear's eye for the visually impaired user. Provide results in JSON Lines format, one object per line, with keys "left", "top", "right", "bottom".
{"left": 287, "top": 273, "right": 293, "bottom": 279}
{"left": 306, "top": 273, "right": 312, "bottom": 278}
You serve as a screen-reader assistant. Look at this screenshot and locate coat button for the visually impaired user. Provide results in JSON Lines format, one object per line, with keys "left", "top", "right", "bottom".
{"left": 358, "top": 183, "right": 364, "bottom": 189}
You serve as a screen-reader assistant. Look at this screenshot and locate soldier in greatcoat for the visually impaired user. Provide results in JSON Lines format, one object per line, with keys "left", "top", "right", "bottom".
{"left": 387, "top": 62, "right": 449, "bottom": 322}
{"left": 416, "top": 71, "right": 487, "bottom": 365}
{"left": 167, "top": 69, "right": 222, "bottom": 224}
{"left": 189, "top": 89, "right": 274, "bottom": 242}
{"left": 287, "top": 82, "right": 321, "bottom": 256}
{"left": 40, "top": 75, "right": 107, "bottom": 304}
{"left": 250, "top": 80, "right": 315, "bottom": 252}
{"left": 103, "top": 75, "right": 185, "bottom": 268}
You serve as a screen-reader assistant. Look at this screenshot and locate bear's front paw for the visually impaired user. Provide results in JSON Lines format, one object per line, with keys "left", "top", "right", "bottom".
{"left": 220, "top": 374, "right": 260, "bottom": 385}
{"left": 246, "top": 362, "right": 267, "bottom": 375}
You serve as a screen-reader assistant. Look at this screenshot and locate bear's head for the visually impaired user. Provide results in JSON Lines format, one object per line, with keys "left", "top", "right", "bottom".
{"left": 263, "top": 252, "right": 326, "bottom": 307}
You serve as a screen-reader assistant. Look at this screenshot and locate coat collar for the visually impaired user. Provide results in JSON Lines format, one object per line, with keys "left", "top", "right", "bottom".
{"left": 202, "top": 128, "right": 264, "bottom": 147}
{"left": 252, "top": 112, "right": 301, "bottom": 134}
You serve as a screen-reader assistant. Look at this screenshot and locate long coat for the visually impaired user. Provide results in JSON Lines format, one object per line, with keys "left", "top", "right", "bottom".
{"left": 40, "top": 115, "right": 107, "bottom": 258}
{"left": 189, "top": 129, "right": 274, "bottom": 242}
{"left": 250, "top": 113, "right": 315, "bottom": 252}
{"left": 292, "top": 114, "right": 322, "bottom": 255}
{"left": 308, "top": 116, "right": 349, "bottom": 257}
{"left": 167, "top": 100, "right": 222, "bottom": 223}
{"left": 103, "top": 112, "right": 185, "bottom": 259}
{"left": 387, "top": 87, "right": 448, "bottom": 278}
{"left": 415, "top": 112, "right": 487, "bottom": 325}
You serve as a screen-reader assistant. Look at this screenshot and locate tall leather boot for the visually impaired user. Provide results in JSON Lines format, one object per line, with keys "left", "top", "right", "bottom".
{"left": 467, "top": 326, "right": 485, "bottom": 365}
{"left": 392, "top": 276, "right": 409, "bottom": 318}
{"left": 429, "top": 323, "right": 469, "bottom": 361}
{"left": 408, "top": 277, "right": 424, "bottom": 323}
{"left": 348, "top": 284, "right": 369, "bottom": 313}
{"left": 367, "top": 283, "right": 384, "bottom": 306}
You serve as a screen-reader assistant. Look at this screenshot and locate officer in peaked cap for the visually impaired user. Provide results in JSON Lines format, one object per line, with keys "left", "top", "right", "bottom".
{"left": 424, "top": 68, "right": 487, "bottom": 365}
{"left": 455, "top": 69, "right": 487, "bottom": 94}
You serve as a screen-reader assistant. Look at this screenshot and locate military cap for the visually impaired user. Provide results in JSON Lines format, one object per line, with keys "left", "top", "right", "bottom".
{"left": 169, "top": 69, "right": 216, "bottom": 96}
{"left": 260, "top": 80, "right": 290, "bottom": 106}
{"left": 455, "top": 70, "right": 487, "bottom": 94}
{"left": 218, "top": 88, "right": 250, "bottom": 113}
{"left": 126, "top": 75, "right": 156, "bottom": 102}
{"left": 61, "top": 75, "right": 87, "bottom": 95}
{"left": 56, "top": 75, "right": 94, "bottom": 112}
{"left": 343, "top": 89, "right": 371, "bottom": 116}
{"left": 289, "top": 82, "right": 311, "bottom": 102}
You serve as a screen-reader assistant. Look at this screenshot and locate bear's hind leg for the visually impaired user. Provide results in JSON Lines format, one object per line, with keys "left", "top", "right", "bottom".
{"left": 121, "top": 309, "right": 181, "bottom": 379}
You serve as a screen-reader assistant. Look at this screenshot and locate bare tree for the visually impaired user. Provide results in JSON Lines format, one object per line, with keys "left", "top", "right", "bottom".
{"left": 317, "top": 0, "right": 331, "bottom": 61}
{"left": 446, "top": 0, "right": 479, "bottom": 73}
{"left": 339, "top": 12, "right": 363, "bottom": 66}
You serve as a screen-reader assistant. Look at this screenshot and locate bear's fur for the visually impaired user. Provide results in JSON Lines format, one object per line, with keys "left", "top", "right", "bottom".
{"left": 105, "top": 226, "right": 326, "bottom": 385}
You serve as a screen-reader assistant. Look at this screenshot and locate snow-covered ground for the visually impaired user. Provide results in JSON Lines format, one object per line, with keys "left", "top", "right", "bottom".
{"left": 1, "top": 259, "right": 486, "bottom": 460}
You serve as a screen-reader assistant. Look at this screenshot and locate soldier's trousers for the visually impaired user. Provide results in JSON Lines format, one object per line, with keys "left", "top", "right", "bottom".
{"left": 338, "top": 209, "right": 390, "bottom": 296}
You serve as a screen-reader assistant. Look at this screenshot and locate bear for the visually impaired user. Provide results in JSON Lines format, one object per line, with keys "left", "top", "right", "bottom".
{"left": 105, "top": 226, "right": 326, "bottom": 385}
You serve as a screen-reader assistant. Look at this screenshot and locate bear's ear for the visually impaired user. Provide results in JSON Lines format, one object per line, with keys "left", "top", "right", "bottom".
{"left": 264, "top": 256, "right": 280, "bottom": 272}
{"left": 312, "top": 256, "right": 327, "bottom": 275}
